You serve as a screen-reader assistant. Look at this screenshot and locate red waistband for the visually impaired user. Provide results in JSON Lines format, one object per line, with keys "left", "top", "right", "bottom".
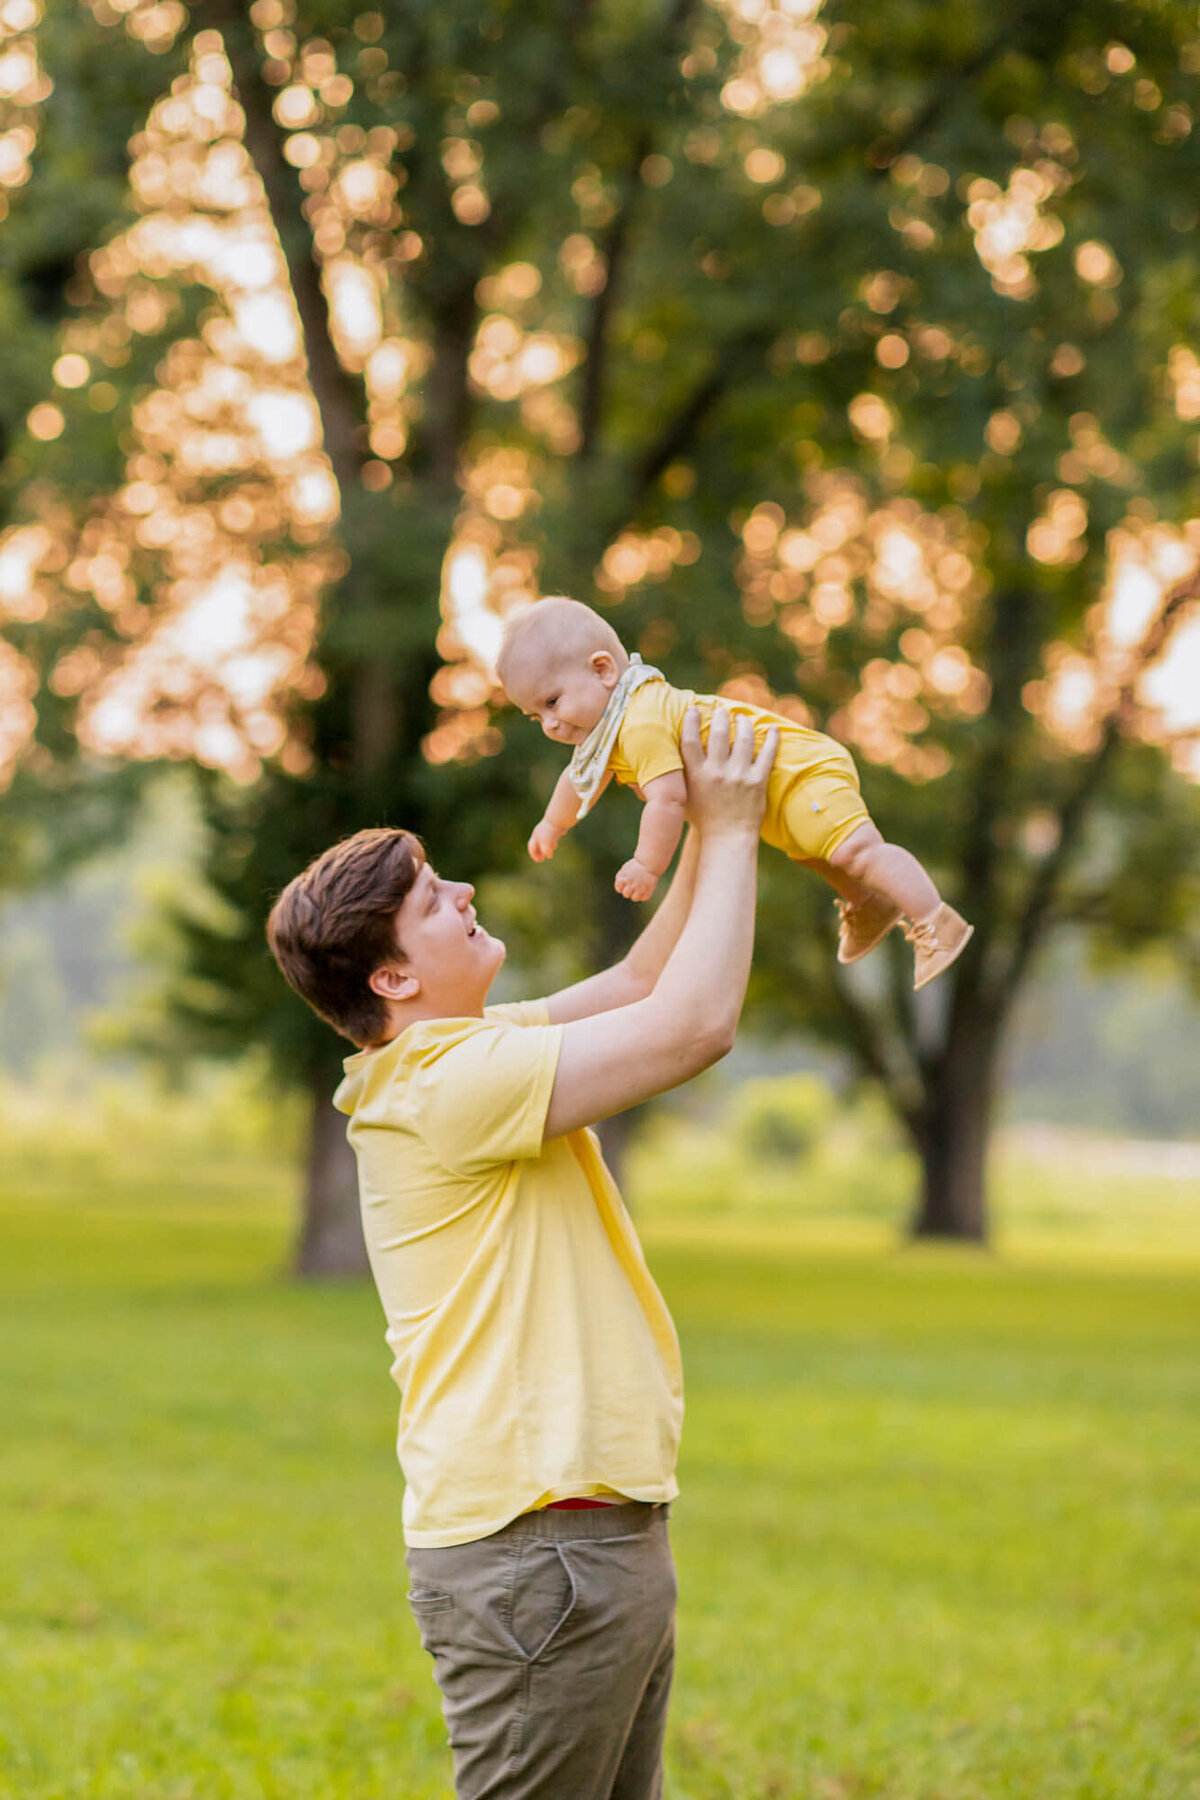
{"left": 545, "top": 1497, "right": 618, "bottom": 1510}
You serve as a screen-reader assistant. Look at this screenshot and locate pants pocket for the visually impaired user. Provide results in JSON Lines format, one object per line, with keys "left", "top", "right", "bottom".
{"left": 507, "top": 1541, "right": 578, "bottom": 1662}
{"left": 407, "top": 1587, "right": 454, "bottom": 1654}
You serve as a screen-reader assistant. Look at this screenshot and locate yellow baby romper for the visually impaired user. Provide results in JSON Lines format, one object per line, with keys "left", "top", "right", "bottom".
{"left": 604, "top": 678, "right": 872, "bottom": 865}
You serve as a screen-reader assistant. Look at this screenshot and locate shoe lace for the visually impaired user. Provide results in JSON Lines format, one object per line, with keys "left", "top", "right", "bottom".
{"left": 903, "top": 916, "right": 938, "bottom": 950}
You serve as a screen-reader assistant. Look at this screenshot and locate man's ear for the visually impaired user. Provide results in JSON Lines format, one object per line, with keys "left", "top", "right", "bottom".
{"left": 368, "top": 962, "right": 420, "bottom": 1004}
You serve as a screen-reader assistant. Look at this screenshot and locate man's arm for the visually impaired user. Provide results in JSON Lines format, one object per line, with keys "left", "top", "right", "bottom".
{"left": 545, "top": 829, "right": 699, "bottom": 1025}
{"left": 543, "top": 709, "right": 776, "bottom": 1138}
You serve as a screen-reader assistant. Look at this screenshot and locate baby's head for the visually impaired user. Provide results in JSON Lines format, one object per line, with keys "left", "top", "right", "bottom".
{"left": 497, "top": 597, "right": 629, "bottom": 746}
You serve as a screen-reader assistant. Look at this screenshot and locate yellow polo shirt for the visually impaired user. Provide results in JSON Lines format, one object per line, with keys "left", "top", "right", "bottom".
{"left": 333, "top": 1000, "right": 683, "bottom": 1548}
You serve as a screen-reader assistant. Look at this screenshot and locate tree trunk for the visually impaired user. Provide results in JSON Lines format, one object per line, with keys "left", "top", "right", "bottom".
{"left": 293, "top": 1067, "right": 370, "bottom": 1278}
{"left": 911, "top": 1010, "right": 1001, "bottom": 1243}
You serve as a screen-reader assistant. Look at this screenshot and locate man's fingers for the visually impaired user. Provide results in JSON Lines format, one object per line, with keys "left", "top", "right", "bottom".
{"left": 679, "top": 704, "right": 704, "bottom": 770}
{"left": 685, "top": 703, "right": 775, "bottom": 786}
{"left": 725, "top": 711, "right": 759, "bottom": 773}
{"left": 751, "top": 724, "right": 780, "bottom": 781}
{"left": 707, "top": 705, "right": 732, "bottom": 764}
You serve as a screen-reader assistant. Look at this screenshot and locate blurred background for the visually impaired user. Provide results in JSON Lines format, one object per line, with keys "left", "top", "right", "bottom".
{"left": 2, "top": 4, "right": 1200, "bottom": 1795}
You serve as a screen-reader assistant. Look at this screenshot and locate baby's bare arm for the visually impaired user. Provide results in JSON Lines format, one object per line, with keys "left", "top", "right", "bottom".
{"left": 635, "top": 772, "right": 687, "bottom": 872}
{"left": 530, "top": 767, "right": 610, "bottom": 861}
{"left": 615, "top": 771, "right": 687, "bottom": 899}
{"left": 545, "top": 768, "right": 584, "bottom": 834}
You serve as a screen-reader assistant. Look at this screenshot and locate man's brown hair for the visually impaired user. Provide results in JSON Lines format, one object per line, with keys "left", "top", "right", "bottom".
{"left": 267, "top": 827, "right": 425, "bottom": 1046}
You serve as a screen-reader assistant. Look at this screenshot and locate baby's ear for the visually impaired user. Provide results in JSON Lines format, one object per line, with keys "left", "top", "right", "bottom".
{"left": 591, "top": 650, "right": 619, "bottom": 683}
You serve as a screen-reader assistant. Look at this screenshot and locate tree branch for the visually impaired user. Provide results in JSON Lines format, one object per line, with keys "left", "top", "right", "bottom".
{"left": 829, "top": 966, "right": 927, "bottom": 1137}
{"left": 214, "top": 5, "right": 364, "bottom": 491}
{"left": 577, "top": 0, "right": 704, "bottom": 459}
{"left": 628, "top": 326, "right": 774, "bottom": 502}
{"left": 816, "top": 884, "right": 926, "bottom": 1132}
{"left": 425, "top": 288, "right": 478, "bottom": 493}
{"left": 954, "top": 582, "right": 1046, "bottom": 983}
{"left": 866, "top": 18, "right": 1024, "bottom": 176}
{"left": 1000, "top": 570, "right": 1200, "bottom": 1000}
{"left": 578, "top": 130, "right": 652, "bottom": 459}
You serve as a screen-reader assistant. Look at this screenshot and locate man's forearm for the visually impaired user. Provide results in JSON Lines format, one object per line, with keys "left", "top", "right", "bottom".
{"left": 545, "top": 817, "right": 760, "bottom": 1127}
{"left": 648, "top": 823, "right": 759, "bottom": 1051}
{"left": 624, "top": 829, "right": 699, "bottom": 988}
{"left": 544, "top": 831, "right": 697, "bottom": 1023}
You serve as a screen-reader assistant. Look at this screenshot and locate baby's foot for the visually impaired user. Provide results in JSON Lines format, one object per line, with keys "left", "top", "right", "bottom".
{"left": 905, "top": 904, "right": 973, "bottom": 990}
{"left": 835, "top": 894, "right": 903, "bottom": 964}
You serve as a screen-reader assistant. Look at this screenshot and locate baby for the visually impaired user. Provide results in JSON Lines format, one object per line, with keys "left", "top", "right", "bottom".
{"left": 497, "top": 597, "right": 972, "bottom": 989}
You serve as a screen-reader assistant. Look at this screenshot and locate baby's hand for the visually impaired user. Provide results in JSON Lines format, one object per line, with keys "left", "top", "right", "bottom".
{"left": 615, "top": 858, "right": 660, "bottom": 902}
{"left": 528, "top": 820, "right": 561, "bottom": 863}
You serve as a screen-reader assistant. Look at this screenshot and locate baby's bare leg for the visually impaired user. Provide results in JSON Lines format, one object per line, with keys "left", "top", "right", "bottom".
{"left": 805, "top": 856, "right": 877, "bottom": 909}
{"left": 828, "top": 823, "right": 940, "bottom": 923}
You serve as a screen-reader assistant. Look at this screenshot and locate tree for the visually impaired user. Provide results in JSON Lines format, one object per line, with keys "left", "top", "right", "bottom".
{"left": 2, "top": 0, "right": 1199, "bottom": 1267}
{"left": 733, "top": 1, "right": 1200, "bottom": 1238}
{"left": 0, "top": 3, "right": 171, "bottom": 891}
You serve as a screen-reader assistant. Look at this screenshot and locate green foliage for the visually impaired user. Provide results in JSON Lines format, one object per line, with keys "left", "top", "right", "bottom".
{"left": 0, "top": 5, "right": 180, "bottom": 487}
{"left": 728, "top": 1070, "right": 836, "bottom": 1162}
{"left": 0, "top": 9, "right": 182, "bottom": 890}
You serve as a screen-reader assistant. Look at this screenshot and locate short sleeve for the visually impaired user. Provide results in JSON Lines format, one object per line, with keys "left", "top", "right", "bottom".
{"left": 414, "top": 1018, "right": 562, "bottom": 1176}
{"left": 484, "top": 998, "right": 552, "bottom": 1027}
{"left": 614, "top": 687, "right": 685, "bottom": 790}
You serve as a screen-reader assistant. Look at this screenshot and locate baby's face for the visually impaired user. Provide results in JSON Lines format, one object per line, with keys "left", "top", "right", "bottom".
{"left": 506, "top": 649, "right": 617, "bottom": 746}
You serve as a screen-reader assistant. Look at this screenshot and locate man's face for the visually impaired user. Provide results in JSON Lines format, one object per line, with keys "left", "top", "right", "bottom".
{"left": 506, "top": 649, "right": 617, "bottom": 747}
{"left": 389, "top": 863, "right": 505, "bottom": 1014}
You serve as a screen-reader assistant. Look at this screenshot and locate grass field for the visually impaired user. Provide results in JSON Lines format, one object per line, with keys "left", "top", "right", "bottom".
{"left": 2, "top": 1101, "right": 1199, "bottom": 1799}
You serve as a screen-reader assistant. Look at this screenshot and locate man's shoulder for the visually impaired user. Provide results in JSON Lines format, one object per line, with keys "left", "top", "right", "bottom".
{"left": 392, "top": 1008, "right": 550, "bottom": 1075}
{"left": 484, "top": 998, "right": 552, "bottom": 1028}
{"left": 334, "top": 1005, "right": 557, "bottom": 1133}
{"left": 334, "top": 1018, "right": 482, "bottom": 1116}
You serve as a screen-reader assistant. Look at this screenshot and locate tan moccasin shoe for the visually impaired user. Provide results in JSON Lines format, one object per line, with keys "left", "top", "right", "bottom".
{"left": 905, "top": 903, "right": 974, "bottom": 990}
{"left": 836, "top": 894, "right": 904, "bottom": 964}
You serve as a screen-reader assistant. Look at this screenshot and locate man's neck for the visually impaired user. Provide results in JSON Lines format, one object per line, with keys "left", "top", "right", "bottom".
{"left": 372, "top": 994, "right": 487, "bottom": 1045}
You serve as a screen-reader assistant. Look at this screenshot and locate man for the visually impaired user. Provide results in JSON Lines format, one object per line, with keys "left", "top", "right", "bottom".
{"left": 266, "top": 709, "right": 776, "bottom": 1799}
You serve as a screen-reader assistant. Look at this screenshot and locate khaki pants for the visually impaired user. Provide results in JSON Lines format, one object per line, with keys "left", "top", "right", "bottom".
{"left": 406, "top": 1501, "right": 676, "bottom": 1799}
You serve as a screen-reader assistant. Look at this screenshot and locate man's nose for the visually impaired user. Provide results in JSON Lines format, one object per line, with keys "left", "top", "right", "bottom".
{"left": 455, "top": 883, "right": 475, "bottom": 905}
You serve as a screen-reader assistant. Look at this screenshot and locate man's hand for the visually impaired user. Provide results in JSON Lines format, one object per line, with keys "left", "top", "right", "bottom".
{"left": 615, "top": 857, "right": 660, "bottom": 902}
{"left": 528, "top": 820, "right": 561, "bottom": 862}
{"left": 682, "top": 706, "right": 777, "bottom": 838}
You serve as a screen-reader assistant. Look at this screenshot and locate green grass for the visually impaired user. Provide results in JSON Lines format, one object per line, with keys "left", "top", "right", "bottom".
{"left": 2, "top": 1119, "right": 1199, "bottom": 1798}
{"left": 629, "top": 1106, "right": 1200, "bottom": 1265}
